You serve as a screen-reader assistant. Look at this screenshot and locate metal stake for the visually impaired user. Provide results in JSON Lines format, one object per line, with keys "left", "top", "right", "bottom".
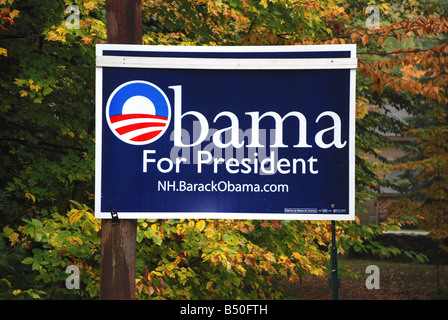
{"left": 329, "top": 220, "right": 340, "bottom": 300}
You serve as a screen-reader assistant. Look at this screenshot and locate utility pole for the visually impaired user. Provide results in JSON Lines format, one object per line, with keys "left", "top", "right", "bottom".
{"left": 100, "top": 0, "right": 142, "bottom": 300}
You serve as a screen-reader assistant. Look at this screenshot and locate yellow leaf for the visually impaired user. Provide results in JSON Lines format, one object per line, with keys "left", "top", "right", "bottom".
{"left": 25, "top": 192, "right": 36, "bottom": 203}
{"left": 29, "top": 80, "right": 41, "bottom": 92}
{"left": 235, "top": 264, "right": 246, "bottom": 276}
{"left": 0, "top": 47, "right": 7, "bottom": 57}
{"left": 206, "top": 281, "right": 214, "bottom": 290}
{"left": 176, "top": 225, "right": 185, "bottom": 235}
{"left": 3, "top": 226, "right": 20, "bottom": 246}
{"left": 356, "top": 103, "right": 369, "bottom": 119}
{"left": 84, "top": 1, "right": 98, "bottom": 10}
{"left": 85, "top": 211, "right": 96, "bottom": 222}
{"left": 195, "top": 220, "right": 206, "bottom": 232}
{"left": 69, "top": 210, "right": 83, "bottom": 225}
{"left": 9, "top": 10, "right": 19, "bottom": 19}
{"left": 0, "top": 278, "right": 11, "bottom": 287}
{"left": 55, "top": 25, "right": 65, "bottom": 34}
{"left": 310, "top": 267, "right": 323, "bottom": 276}
{"left": 14, "top": 78, "right": 26, "bottom": 86}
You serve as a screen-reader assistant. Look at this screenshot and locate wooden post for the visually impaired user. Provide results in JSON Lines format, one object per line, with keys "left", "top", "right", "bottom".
{"left": 105, "top": 0, "right": 142, "bottom": 45}
{"left": 100, "top": 219, "right": 137, "bottom": 299}
{"left": 100, "top": 0, "right": 142, "bottom": 300}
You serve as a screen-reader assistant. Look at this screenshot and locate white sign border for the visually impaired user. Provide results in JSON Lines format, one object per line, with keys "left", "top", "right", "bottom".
{"left": 95, "top": 44, "right": 357, "bottom": 220}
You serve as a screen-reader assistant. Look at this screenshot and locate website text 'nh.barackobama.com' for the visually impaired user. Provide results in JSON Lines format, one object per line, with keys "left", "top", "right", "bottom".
{"left": 157, "top": 180, "right": 289, "bottom": 193}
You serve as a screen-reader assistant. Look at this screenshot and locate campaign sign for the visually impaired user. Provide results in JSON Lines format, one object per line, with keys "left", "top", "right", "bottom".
{"left": 95, "top": 44, "right": 357, "bottom": 220}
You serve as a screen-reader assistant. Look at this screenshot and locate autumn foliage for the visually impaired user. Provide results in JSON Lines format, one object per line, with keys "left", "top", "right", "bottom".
{"left": 0, "top": 0, "right": 447, "bottom": 299}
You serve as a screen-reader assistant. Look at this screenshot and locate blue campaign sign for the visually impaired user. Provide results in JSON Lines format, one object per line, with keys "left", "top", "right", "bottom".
{"left": 95, "top": 44, "right": 357, "bottom": 220}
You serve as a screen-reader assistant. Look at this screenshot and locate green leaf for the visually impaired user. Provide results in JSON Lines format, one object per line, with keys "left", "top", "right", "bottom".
{"left": 22, "top": 257, "right": 34, "bottom": 265}
{"left": 31, "top": 219, "right": 43, "bottom": 228}
{"left": 153, "top": 236, "right": 162, "bottom": 246}
{"left": 69, "top": 199, "right": 83, "bottom": 209}
{"left": 35, "top": 232, "right": 43, "bottom": 242}
{"left": 222, "top": 233, "right": 239, "bottom": 246}
{"left": 416, "top": 254, "right": 428, "bottom": 263}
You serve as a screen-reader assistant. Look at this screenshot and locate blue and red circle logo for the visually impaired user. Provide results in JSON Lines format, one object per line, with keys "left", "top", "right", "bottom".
{"left": 106, "top": 81, "right": 171, "bottom": 145}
